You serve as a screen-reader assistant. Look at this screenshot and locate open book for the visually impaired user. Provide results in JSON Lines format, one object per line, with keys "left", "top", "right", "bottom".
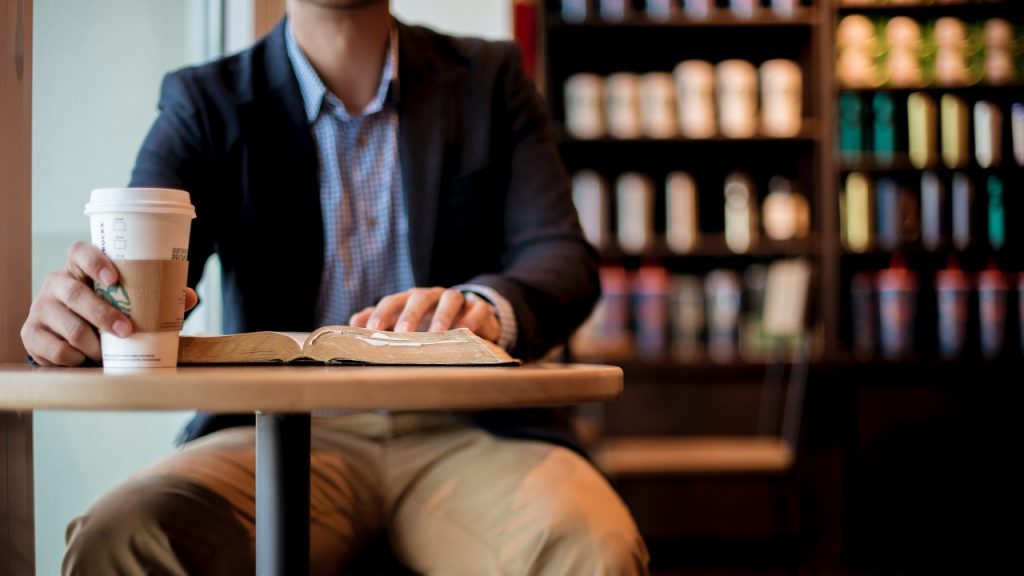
{"left": 177, "top": 326, "right": 520, "bottom": 366}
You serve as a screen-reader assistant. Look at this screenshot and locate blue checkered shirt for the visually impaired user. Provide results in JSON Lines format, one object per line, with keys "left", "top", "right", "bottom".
{"left": 286, "top": 23, "right": 516, "bottom": 349}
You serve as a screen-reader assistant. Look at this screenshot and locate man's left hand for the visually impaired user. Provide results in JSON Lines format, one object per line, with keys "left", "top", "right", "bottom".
{"left": 348, "top": 287, "right": 501, "bottom": 343}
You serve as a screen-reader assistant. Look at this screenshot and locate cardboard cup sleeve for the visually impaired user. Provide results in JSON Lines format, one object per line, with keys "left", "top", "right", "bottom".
{"left": 95, "top": 260, "right": 190, "bottom": 333}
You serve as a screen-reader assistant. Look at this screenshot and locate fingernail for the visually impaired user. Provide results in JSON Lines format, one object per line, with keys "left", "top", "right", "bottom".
{"left": 429, "top": 322, "right": 443, "bottom": 332}
{"left": 100, "top": 268, "right": 117, "bottom": 285}
{"left": 396, "top": 322, "right": 411, "bottom": 332}
{"left": 367, "top": 319, "right": 379, "bottom": 330}
{"left": 113, "top": 320, "right": 132, "bottom": 338}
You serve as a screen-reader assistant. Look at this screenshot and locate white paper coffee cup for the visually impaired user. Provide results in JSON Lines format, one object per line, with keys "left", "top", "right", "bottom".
{"left": 85, "top": 187, "right": 196, "bottom": 368}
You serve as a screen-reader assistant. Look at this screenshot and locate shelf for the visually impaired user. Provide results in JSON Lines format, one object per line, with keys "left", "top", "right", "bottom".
{"left": 574, "top": 352, "right": 1024, "bottom": 381}
{"left": 549, "top": 10, "right": 817, "bottom": 29}
{"left": 839, "top": 244, "right": 1010, "bottom": 258}
{"left": 838, "top": 159, "right": 1024, "bottom": 173}
{"left": 835, "top": 0, "right": 1018, "bottom": 19}
{"left": 598, "top": 235, "right": 820, "bottom": 260}
{"left": 558, "top": 130, "right": 819, "bottom": 145}
{"left": 569, "top": 356, "right": 792, "bottom": 383}
{"left": 835, "top": 83, "right": 1024, "bottom": 97}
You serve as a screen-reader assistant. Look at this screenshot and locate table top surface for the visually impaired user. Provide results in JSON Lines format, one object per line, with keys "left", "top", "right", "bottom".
{"left": 0, "top": 362, "right": 623, "bottom": 412}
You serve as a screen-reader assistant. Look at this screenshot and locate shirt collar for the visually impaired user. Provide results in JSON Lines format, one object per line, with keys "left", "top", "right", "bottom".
{"left": 285, "top": 20, "right": 399, "bottom": 123}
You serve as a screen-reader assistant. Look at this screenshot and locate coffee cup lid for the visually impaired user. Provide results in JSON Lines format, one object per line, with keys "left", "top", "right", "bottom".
{"left": 84, "top": 187, "right": 196, "bottom": 218}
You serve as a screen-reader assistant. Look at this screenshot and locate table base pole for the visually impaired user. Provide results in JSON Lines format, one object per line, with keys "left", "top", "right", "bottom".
{"left": 256, "top": 413, "right": 310, "bottom": 576}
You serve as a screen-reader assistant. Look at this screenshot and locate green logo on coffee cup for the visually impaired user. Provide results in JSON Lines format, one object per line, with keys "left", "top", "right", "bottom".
{"left": 96, "top": 284, "right": 131, "bottom": 315}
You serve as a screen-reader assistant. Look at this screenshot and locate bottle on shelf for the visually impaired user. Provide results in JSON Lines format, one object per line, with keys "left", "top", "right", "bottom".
{"left": 974, "top": 101, "right": 1002, "bottom": 168}
{"left": 740, "top": 263, "right": 769, "bottom": 361}
{"left": 769, "top": 0, "right": 801, "bottom": 20}
{"left": 851, "top": 270, "right": 877, "bottom": 359}
{"left": 572, "top": 170, "right": 609, "bottom": 251}
{"left": 1019, "top": 273, "right": 1024, "bottom": 356}
{"left": 884, "top": 16, "right": 925, "bottom": 88}
{"left": 873, "top": 92, "right": 897, "bottom": 165}
{"left": 977, "top": 263, "right": 1010, "bottom": 359}
{"left": 705, "top": 269, "right": 742, "bottom": 364}
{"left": 1011, "top": 103, "right": 1023, "bottom": 166}
{"left": 876, "top": 176, "right": 901, "bottom": 251}
{"left": 645, "top": 0, "right": 674, "bottom": 22}
{"left": 951, "top": 172, "right": 973, "bottom": 251}
{"left": 762, "top": 175, "right": 810, "bottom": 242}
{"left": 760, "top": 59, "right": 803, "bottom": 138}
{"left": 841, "top": 172, "right": 873, "bottom": 253}
{"left": 598, "top": 0, "right": 629, "bottom": 23}
{"left": 639, "top": 72, "right": 679, "bottom": 139}
{"left": 920, "top": 171, "right": 946, "bottom": 251}
{"left": 839, "top": 92, "right": 864, "bottom": 162}
{"left": 727, "top": 0, "right": 759, "bottom": 20}
{"left": 876, "top": 253, "right": 918, "bottom": 360}
{"left": 932, "top": 16, "right": 975, "bottom": 87}
{"left": 681, "top": 0, "right": 714, "bottom": 22}
{"left": 836, "top": 14, "right": 882, "bottom": 89}
{"left": 715, "top": 60, "right": 759, "bottom": 138}
{"left": 606, "top": 72, "right": 644, "bottom": 140}
{"left": 935, "top": 255, "right": 970, "bottom": 360}
{"left": 560, "top": 0, "right": 589, "bottom": 24}
{"left": 670, "top": 274, "right": 705, "bottom": 363}
{"left": 616, "top": 172, "right": 655, "bottom": 254}
{"left": 986, "top": 175, "right": 1004, "bottom": 250}
{"left": 940, "top": 94, "right": 969, "bottom": 169}
{"left": 633, "top": 265, "right": 669, "bottom": 359}
{"left": 724, "top": 172, "right": 758, "bottom": 253}
{"left": 665, "top": 171, "right": 700, "bottom": 253}
{"left": 675, "top": 60, "right": 717, "bottom": 138}
{"left": 982, "top": 17, "right": 1018, "bottom": 86}
{"left": 564, "top": 73, "right": 606, "bottom": 139}
{"left": 908, "top": 91, "right": 937, "bottom": 169}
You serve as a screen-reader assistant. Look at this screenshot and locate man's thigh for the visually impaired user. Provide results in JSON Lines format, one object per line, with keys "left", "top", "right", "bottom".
{"left": 127, "top": 424, "right": 387, "bottom": 573}
{"left": 386, "top": 430, "right": 649, "bottom": 576}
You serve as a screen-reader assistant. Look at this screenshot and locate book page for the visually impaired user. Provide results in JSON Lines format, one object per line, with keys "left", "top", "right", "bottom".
{"left": 304, "top": 326, "right": 520, "bottom": 365}
{"left": 178, "top": 331, "right": 308, "bottom": 364}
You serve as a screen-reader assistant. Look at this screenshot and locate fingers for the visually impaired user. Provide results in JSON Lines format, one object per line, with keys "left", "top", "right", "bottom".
{"left": 454, "top": 295, "right": 501, "bottom": 343}
{"left": 392, "top": 287, "right": 447, "bottom": 332}
{"left": 66, "top": 241, "right": 118, "bottom": 286}
{"left": 352, "top": 288, "right": 500, "bottom": 342}
{"left": 50, "top": 272, "right": 132, "bottom": 338}
{"left": 20, "top": 244, "right": 134, "bottom": 367}
{"left": 184, "top": 287, "right": 199, "bottom": 312}
{"left": 428, "top": 288, "right": 466, "bottom": 332}
{"left": 22, "top": 326, "right": 87, "bottom": 367}
{"left": 349, "top": 306, "right": 374, "bottom": 328}
{"left": 365, "top": 291, "right": 412, "bottom": 331}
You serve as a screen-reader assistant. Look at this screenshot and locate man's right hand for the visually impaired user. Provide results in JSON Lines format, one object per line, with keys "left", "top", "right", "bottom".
{"left": 20, "top": 242, "right": 136, "bottom": 366}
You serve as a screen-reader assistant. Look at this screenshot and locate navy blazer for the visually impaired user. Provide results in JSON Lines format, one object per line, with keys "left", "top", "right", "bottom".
{"left": 128, "top": 18, "right": 601, "bottom": 449}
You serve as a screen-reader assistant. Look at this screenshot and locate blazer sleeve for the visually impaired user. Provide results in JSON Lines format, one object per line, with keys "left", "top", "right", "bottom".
{"left": 128, "top": 71, "right": 216, "bottom": 303}
{"left": 466, "top": 43, "right": 601, "bottom": 361}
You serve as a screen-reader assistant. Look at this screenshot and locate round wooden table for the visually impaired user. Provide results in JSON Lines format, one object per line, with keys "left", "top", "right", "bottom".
{"left": 0, "top": 362, "right": 623, "bottom": 575}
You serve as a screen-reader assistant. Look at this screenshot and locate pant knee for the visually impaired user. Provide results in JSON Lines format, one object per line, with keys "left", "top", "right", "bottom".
{"left": 538, "top": 506, "right": 649, "bottom": 575}
{"left": 63, "top": 476, "right": 251, "bottom": 576}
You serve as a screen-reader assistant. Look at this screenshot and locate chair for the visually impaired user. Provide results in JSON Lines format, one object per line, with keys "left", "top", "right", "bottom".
{"left": 588, "top": 258, "right": 814, "bottom": 573}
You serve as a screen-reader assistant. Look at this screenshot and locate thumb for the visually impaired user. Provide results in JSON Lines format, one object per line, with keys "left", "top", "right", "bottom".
{"left": 184, "top": 287, "right": 199, "bottom": 312}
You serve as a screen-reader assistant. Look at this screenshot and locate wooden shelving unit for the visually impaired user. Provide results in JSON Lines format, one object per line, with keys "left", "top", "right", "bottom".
{"left": 541, "top": 0, "right": 837, "bottom": 364}
{"left": 538, "top": 2, "right": 1023, "bottom": 572}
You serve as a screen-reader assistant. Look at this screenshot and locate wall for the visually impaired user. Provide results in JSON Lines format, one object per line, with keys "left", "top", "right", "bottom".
{"left": 392, "top": 0, "right": 511, "bottom": 39}
{"left": 31, "top": 1, "right": 209, "bottom": 573}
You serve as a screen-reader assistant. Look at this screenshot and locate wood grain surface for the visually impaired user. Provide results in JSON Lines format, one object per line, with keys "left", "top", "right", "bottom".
{"left": 0, "top": 362, "right": 623, "bottom": 412}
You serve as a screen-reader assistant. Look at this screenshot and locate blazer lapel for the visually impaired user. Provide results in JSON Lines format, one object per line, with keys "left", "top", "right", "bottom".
{"left": 247, "top": 18, "right": 323, "bottom": 329}
{"left": 397, "top": 22, "right": 445, "bottom": 285}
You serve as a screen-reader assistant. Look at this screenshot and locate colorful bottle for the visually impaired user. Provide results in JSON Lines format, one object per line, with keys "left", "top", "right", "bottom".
{"left": 876, "top": 254, "right": 917, "bottom": 359}
{"left": 935, "top": 256, "right": 970, "bottom": 359}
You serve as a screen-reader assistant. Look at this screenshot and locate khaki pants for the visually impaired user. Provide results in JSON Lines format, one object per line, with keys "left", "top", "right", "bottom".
{"left": 63, "top": 412, "right": 649, "bottom": 575}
